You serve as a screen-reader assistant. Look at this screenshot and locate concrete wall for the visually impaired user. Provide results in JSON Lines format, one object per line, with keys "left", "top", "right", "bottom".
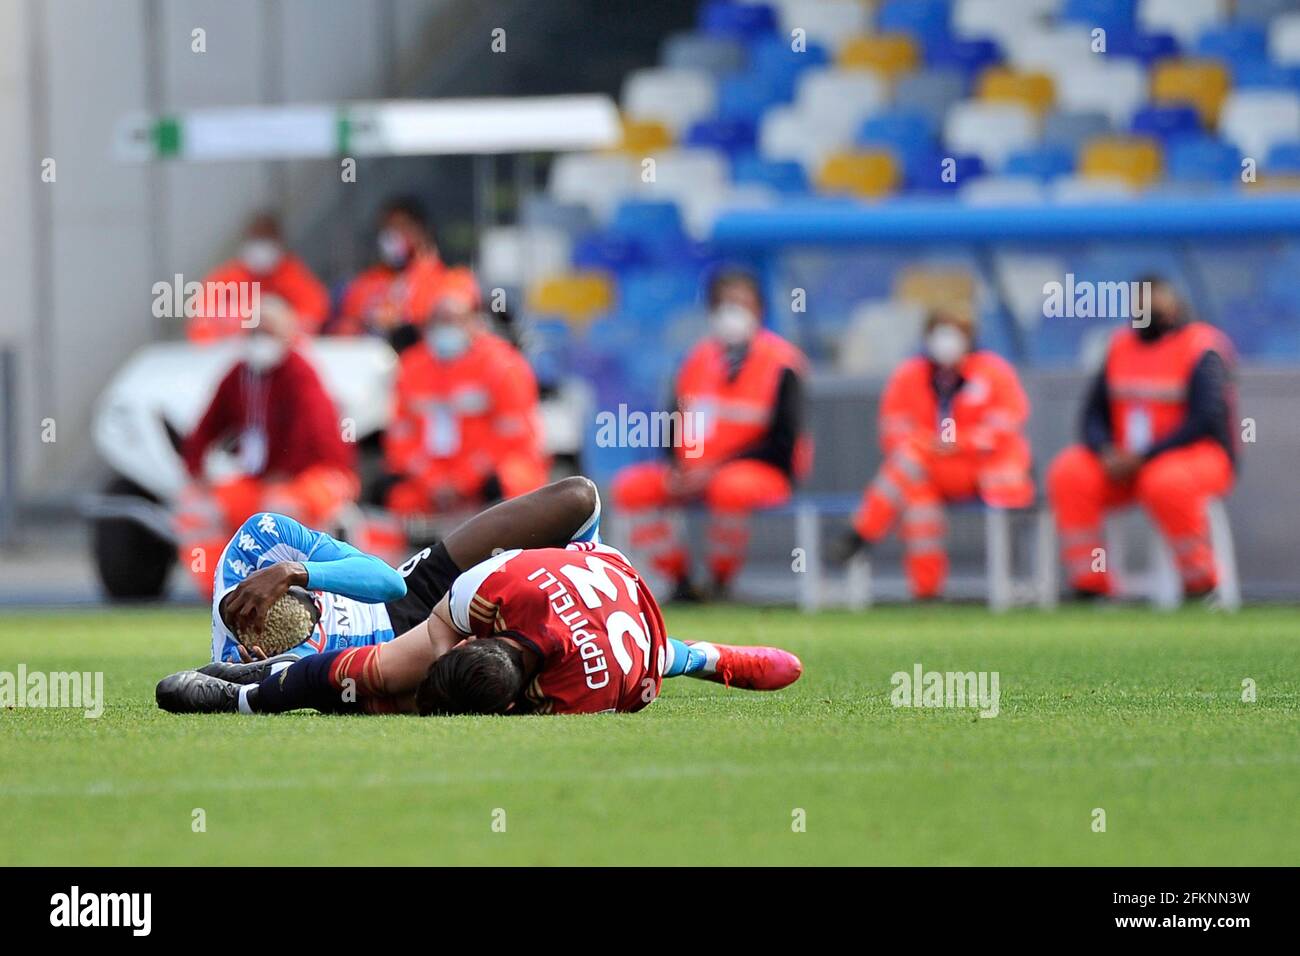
{"left": 0, "top": 0, "right": 453, "bottom": 497}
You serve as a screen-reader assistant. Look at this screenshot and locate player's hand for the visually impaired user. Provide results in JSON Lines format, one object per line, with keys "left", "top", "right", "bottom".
{"left": 225, "top": 562, "right": 308, "bottom": 640}
{"left": 235, "top": 642, "right": 269, "bottom": 662}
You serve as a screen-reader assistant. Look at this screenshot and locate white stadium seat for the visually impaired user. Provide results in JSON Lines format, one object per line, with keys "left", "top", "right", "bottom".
{"left": 621, "top": 67, "right": 716, "bottom": 135}
{"left": 1220, "top": 89, "right": 1300, "bottom": 161}
{"left": 1137, "top": 0, "right": 1228, "bottom": 48}
{"left": 777, "top": 0, "right": 871, "bottom": 54}
{"left": 678, "top": 183, "right": 777, "bottom": 240}
{"left": 944, "top": 101, "right": 1038, "bottom": 169}
{"left": 837, "top": 299, "right": 928, "bottom": 376}
{"left": 960, "top": 175, "right": 1048, "bottom": 205}
{"left": 1003, "top": 25, "right": 1093, "bottom": 72}
{"left": 1055, "top": 59, "right": 1147, "bottom": 128}
{"left": 1269, "top": 12, "right": 1300, "bottom": 66}
{"left": 954, "top": 0, "right": 1062, "bottom": 44}
{"left": 478, "top": 226, "right": 572, "bottom": 290}
{"left": 796, "top": 68, "right": 889, "bottom": 128}
{"left": 548, "top": 152, "right": 639, "bottom": 221}
{"left": 759, "top": 104, "right": 858, "bottom": 172}
{"left": 637, "top": 148, "right": 730, "bottom": 203}
{"left": 1050, "top": 174, "right": 1137, "bottom": 202}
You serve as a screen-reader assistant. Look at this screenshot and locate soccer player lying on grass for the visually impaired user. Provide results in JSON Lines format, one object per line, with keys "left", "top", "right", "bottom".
{"left": 156, "top": 477, "right": 802, "bottom": 716}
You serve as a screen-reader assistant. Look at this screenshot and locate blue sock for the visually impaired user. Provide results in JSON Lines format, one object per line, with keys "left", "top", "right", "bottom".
{"left": 664, "top": 638, "right": 709, "bottom": 677}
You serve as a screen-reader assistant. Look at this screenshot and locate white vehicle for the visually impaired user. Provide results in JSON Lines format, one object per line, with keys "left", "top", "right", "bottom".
{"left": 85, "top": 336, "right": 588, "bottom": 598}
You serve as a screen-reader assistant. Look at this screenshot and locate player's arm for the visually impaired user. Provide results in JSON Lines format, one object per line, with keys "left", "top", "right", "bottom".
{"left": 221, "top": 515, "right": 406, "bottom": 638}
{"left": 439, "top": 475, "right": 601, "bottom": 571}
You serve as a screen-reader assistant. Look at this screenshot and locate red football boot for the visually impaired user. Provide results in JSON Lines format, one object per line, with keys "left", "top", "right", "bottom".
{"left": 689, "top": 641, "right": 803, "bottom": 691}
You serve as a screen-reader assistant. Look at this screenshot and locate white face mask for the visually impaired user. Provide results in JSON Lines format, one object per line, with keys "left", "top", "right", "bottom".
{"left": 246, "top": 336, "right": 288, "bottom": 372}
{"left": 926, "top": 324, "right": 968, "bottom": 366}
{"left": 378, "top": 228, "right": 411, "bottom": 269}
{"left": 427, "top": 325, "right": 470, "bottom": 361}
{"left": 240, "top": 239, "right": 283, "bottom": 275}
{"left": 710, "top": 303, "right": 758, "bottom": 348}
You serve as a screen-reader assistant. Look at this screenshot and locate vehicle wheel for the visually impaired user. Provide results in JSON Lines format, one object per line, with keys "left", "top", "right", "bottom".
{"left": 92, "top": 478, "right": 176, "bottom": 600}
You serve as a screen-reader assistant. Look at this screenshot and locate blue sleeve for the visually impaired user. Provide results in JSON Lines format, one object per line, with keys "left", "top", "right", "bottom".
{"left": 1143, "top": 351, "right": 1229, "bottom": 461}
{"left": 301, "top": 534, "right": 408, "bottom": 604}
{"left": 1081, "top": 371, "right": 1112, "bottom": 452}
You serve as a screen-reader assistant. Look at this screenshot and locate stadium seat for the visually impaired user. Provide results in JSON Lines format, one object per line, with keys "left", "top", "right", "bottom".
{"left": 944, "top": 101, "right": 1039, "bottom": 168}
{"left": 1104, "top": 497, "right": 1240, "bottom": 610}
{"left": 1165, "top": 135, "right": 1242, "bottom": 184}
{"left": 977, "top": 66, "right": 1056, "bottom": 116}
{"left": 815, "top": 150, "right": 901, "bottom": 198}
{"left": 836, "top": 299, "right": 928, "bottom": 375}
{"left": 1129, "top": 104, "right": 1203, "bottom": 144}
{"left": 1150, "top": 58, "right": 1232, "bottom": 126}
{"left": 1265, "top": 139, "right": 1300, "bottom": 173}
{"left": 731, "top": 153, "right": 809, "bottom": 193}
{"left": 478, "top": 226, "right": 573, "bottom": 290}
{"left": 569, "top": 231, "right": 651, "bottom": 274}
{"left": 857, "top": 109, "right": 939, "bottom": 167}
{"left": 837, "top": 34, "right": 921, "bottom": 80}
{"left": 621, "top": 68, "right": 717, "bottom": 135}
{"left": 519, "top": 195, "right": 595, "bottom": 238}
{"left": 960, "top": 175, "right": 1048, "bottom": 204}
{"left": 661, "top": 31, "right": 748, "bottom": 76}
{"left": 609, "top": 200, "right": 689, "bottom": 259}
{"left": 616, "top": 118, "right": 674, "bottom": 155}
{"left": 1002, "top": 24, "right": 1093, "bottom": 75}
{"left": 759, "top": 103, "right": 858, "bottom": 171}
{"left": 549, "top": 153, "right": 638, "bottom": 220}
{"left": 526, "top": 271, "right": 616, "bottom": 327}
{"left": 795, "top": 68, "right": 889, "bottom": 129}
{"left": 1270, "top": 12, "right": 1300, "bottom": 65}
{"left": 715, "top": 69, "right": 797, "bottom": 122}
{"left": 1236, "top": 0, "right": 1293, "bottom": 27}
{"left": 894, "top": 69, "right": 969, "bottom": 126}
{"left": 1055, "top": 59, "right": 1147, "bottom": 126}
{"left": 1106, "top": 28, "right": 1179, "bottom": 65}
{"left": 876, "top": 0, "right": 952, "bottom": 46}
{"left": 698, "top": 0, "right": 779, "bottom": 39}
{"left": 1220, "top": 89, "right": 1300, "bottom": 161}
{"left": 1042, "top": 110, "right": 1112, "bottom": 152}
{"left": 775, "top": 0, "right": 870, "bottom": 54}
{"left": 1079, "top": 135, "right": 1163, "bottom": 187}
{"left": 1194, "top": 23, "right": 1268, "bottom": 74}
{"left": 1232, "top": 60, "right": 1300, "bottom": 91}
{"left": 953, "top": 0, "right": 1062, "bottom": 45}
{"left": 685, "top": 116, "right": 758, "bottom": 158}
{"left": 1137, "top": 0, "right": 1228, "bottom": 48}
{"left": 640, "top": 148, "right": 730, "bottom": 200}
{"left": 1050, "top": 173, "right": 1139, "bottom": 201}
{"left": 925, "top": 36, "right": 1003, "bottom": 79}
{"left": 1061, "top": 0, "right": 1137, "bottom": 33}
{"left": 1004, "top": 143, "right": 1075, "bottom": 180}
{"left": 748, "top": 34, "right": 831, "bottom": 83}
{"left": 677, "top": 181, "right": 777, "bottom": 238}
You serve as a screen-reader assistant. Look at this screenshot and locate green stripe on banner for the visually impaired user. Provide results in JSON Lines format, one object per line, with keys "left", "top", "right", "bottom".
{"left": 153, "top": 117, "right": 181, "bottom": 157}
{"left": 336, "top": 112, "right": 351, "bottom": 156}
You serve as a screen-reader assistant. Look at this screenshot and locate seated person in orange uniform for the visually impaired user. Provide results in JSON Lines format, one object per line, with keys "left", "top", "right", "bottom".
{"left": 831, "top": 306, "right": 1034, "bottom": 599}
{"left": 177, "top": 297, "right": 359, "bottom": 598}
{"left": 331, "top": 196, "right": 449, "bottom": 346}
{"left": 612, "top": 268, "right": 808, "bottom": 602}
{"left": 382, "top": 271, "right": 549, "bottom": 517}
{"left": 1047, "top": 278, "right": 1237, "bottom": 601}
{"left": 187, "top": 212, "right": 330, "bottom": 342}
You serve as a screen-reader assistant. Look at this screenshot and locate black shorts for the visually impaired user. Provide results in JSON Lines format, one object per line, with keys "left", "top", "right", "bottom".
{"left": 383, "top": 542, "right": 462, "bottom": 634}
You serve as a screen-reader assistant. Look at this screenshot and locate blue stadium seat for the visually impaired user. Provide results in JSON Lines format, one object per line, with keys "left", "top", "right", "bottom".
{"left": 610, "top": 200, "right": 689, "bottom": 257}
{"left": 1130, "top": 104, "right": 1203, "bottom": 144}
{"left": 1194, "top": 23, "right": 1267, "bottom": 73}
{"left": 894, "top": 69, "right": 969, "bottom": 126}
{"left": 748, "top": 34, "right": 830, "bottom": 81}
{"left": 924, "top": 37, "right": 1002, "bottom": 79}
{"left": 698, "top": 1, "right": 778, "bottom": 39}
{"left": 1165, "top": 136, "right": 1242, "bottom": 184}
{"left": 908, "top": 151, "right": 985, "bottom": 192}
{"left": 731, "top": 153, "right": 809, "bottom": 194}
{"left": 876, "top": 0, "right": 951, "bottom": 46}
{"left": 716, "top": 70, "right": 796, "bottom": 122}
{"left": 1061, "top": 0, "right": 1136, "bottom": 32}
{"left": 1042, "top": 111, "right": 1111, "bottom": 152}
{"left": 1231, "top": 60, "right": 1300, "bottom": 90}
{"left": 570, "top": 231, "right": 650, "bottom": 274}
{"left": 685, "top": 116, "right": 758, "bottom": 158}
{"left": 1007, "top": 143, "right": 1075, "bottom": 181}
{"left": 1107, "top": 31, "right": 1179, "bottom": 65}
{"left": 1235, "top": 0, "right": 1296, "bottom": 26}
{"left": 619, "top": 267, "right": 704, "bottom": 324}
{"left": 1265, "top": 140, "right": 1300, "bottom": 173}
{"left": 857, "top": 109, "right": 939, "bottom": 178}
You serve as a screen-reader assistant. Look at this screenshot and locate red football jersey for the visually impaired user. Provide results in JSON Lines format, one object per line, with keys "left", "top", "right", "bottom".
{"left": 447, "top": 543, "right": 667, "bottom": 714}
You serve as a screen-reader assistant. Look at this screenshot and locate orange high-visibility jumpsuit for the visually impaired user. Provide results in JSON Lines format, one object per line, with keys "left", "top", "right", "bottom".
{"left": 333, "top": 253, "right": 450, "bottom": 335}
{"left": 852, "top": 350, "right": 1034, "bottom": 598}
{"left": 383, "top": 332, "right": 548, "bottom": 514}
{"left": 612, "top": 330, "right": 808, "bottom": 587}
{"left": 1048, "top": 323, "right": 1236, "bottom": 595}
{"left": 187, "top": 255, "right": 331, "bottom": 342}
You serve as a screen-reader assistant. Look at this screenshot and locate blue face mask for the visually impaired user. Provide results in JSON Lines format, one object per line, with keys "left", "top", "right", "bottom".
{"left": 427, "top": 325, "right": 470, "bottom": 360}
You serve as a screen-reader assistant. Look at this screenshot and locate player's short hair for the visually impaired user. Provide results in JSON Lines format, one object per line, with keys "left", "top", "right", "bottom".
{"left": 416, "top": 638, "right": 525, "bottom": 716}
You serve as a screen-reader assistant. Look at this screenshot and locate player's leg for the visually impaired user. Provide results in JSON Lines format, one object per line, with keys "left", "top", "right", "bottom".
{"left": 662, "top": 636, "right": 802, "bottom": 692}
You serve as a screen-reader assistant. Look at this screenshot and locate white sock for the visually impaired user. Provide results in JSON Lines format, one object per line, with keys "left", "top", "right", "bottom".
{"left": 237, "top": 685, "right": 256, "bottom": 715}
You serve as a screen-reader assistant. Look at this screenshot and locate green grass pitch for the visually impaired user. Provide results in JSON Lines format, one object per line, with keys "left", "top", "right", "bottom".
{"left": 0, "top": 605, "right": 1297, "bottom": 865}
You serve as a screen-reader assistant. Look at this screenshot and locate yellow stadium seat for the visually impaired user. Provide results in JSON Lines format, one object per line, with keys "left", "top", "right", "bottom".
{"left": 894, "top": 267, "right": 977, "bottom": 315}
{"left": 526, "top": 271, "right": 615, "bottom": 326}
{"left": 816, "top": 150, "right": 900, "bottom": 198}
{"left": 616, "top": 118, "right": 673, "bottom": 155}
{"left": 977, "top": 67, "right": 1056, "bottom": 117}
{"left": 1150, "top": 58, "right": 1231, "bottom": 126}
{"left": 1079, "top": 135, "right": 1163, "bottom": 188}
{"left": 838, "top": 34, "right": 918, "bottom": 80}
